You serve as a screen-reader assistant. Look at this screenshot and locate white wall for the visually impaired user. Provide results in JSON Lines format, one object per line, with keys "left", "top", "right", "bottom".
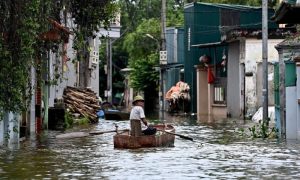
{"left": 89, "top": 37, "right": 101, "bottom": 96}
{"left": 286, "top": 86, "right": 297, "bottom": 139}
{"left": 48, "top": 34, "right": 77, "bottom": 107}
{"left": 297, "top": 66, "right": 300, "bottom": 140}
{"left": 244, "top": 39, "right": 283, "bottom": 117}
{"left": 48, "top": 36, "right": 102, "bottom": 107}
{"left": 47, "top": 14, "right": 120, "bottom": 107}
{"left": 0, "top": 112, "right": 20, "bottom": 148}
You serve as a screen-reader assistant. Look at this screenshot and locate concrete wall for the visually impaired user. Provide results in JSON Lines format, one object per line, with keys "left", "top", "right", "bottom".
{"left": 0, "top": 112, "right": 20, "bottom": 148}
{"left": 276, "top": 43, "right": 300, "bottom": 139}
{"left": 244, "top": 39, "right": 283, "bottom": 117}
{"left": 48, "top": 18, "right": 121, "bottom": 107}
{"left": 48, "top": 34, "right": 77, "bottom": 107}
{"left": 297, "top": 65, "right": 300, "bottom": 139}
{"left": 227, "top": 41, "right": 242, "bottom": 118}
{"left": 89, "top": 37, "right": 101, "bottom": 96}
{"left": 48, "top": 35, "right": 102, "bottom": 107}
{"left": 196, "top": 66, "right": 208, "bottom": 116}
{"left": 211, "top": 105, "right": 227, "bottom": 117}
{"left": 0, "top": 115, "right": 5, "bottom": 146}
{"left": 286, "top": 86, "right": 297, "bottom": 139}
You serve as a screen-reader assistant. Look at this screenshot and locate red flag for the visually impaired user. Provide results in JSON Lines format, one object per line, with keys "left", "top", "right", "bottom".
{"left": 207, "top": 67, "right": 215, "bottom": 84}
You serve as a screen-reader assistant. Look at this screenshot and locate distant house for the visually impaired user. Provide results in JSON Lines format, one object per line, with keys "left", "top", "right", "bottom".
{"left": 184, "top": 2, "right": 287, "bottom": 120}
{"left": 163, "top": 27, "right": 186, "bottom": 112}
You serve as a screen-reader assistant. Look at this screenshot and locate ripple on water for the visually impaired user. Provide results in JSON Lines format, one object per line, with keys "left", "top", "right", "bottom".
{"left": 1, "top": 118, "right": 300, "bottom": 179}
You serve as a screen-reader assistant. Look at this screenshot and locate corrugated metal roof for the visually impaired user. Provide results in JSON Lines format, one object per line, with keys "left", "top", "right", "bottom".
{"left": 185, "top": 2, "right": 261, "bottom": 11}
{"left": 191, "top": 42, "right": 226, "bottom": 48}
{"left": 199, "top": 2, "right": 260, "bottom": 11}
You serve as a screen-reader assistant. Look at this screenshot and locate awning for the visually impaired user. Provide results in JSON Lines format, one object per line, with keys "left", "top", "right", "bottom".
{"left": 154, "top": 63, "right": 184, "bottom": 70}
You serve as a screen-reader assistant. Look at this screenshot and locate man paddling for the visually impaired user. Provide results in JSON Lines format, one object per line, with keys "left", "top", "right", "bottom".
{"left": 129, "top": 95, "right": 156, "bottom": 135}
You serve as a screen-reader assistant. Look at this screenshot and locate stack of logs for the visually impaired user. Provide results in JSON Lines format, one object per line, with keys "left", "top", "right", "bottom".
{"left": 63, "top": 86, "right": 100, "bottom": 123}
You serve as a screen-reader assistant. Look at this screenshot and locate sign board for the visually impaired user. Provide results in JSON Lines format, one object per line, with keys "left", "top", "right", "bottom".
{"left": 160, "top": 51, "right": 167, "bottom": 64}
{"left": 99, "top": 27, "right": 121, "bottom": 38}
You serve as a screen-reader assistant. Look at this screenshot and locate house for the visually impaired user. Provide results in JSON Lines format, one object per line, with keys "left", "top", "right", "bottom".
{"left": 0, "top": 13, "right": 121, "bottom": 146}
{"left": 0, "top": 18, "right": 72, "bottom": 147}
{"left": 184, "top": 2, "right": 287, "bottom": 120}
{"left": 46, "top": 16, "right": 120, "bottom": 129}
{"left": 272, "top": 0, "right": 300, "bottom": 139}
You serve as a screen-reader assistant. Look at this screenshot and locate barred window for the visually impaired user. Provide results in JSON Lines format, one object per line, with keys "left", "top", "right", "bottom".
{"left": 213, "top": 85, "right": 226, "bottom": 104}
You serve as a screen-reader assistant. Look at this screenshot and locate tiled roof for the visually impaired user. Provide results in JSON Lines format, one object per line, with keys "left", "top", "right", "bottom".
{"left": 272, "top": 1, "right": 300, "bottom": 24}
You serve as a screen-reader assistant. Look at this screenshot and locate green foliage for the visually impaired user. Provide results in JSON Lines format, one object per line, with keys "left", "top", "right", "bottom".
{"left": 64, "top": 111, "right": 92, "bottom": 129}
{"left": 69, "top": 0, "right": 118, "bottom": 54}
{"left": 236, "top": 119, "right": 278, "bottom": 139}
{"left": 0, "top": 0, "right": 47, "bottom": 117}
{"left": 64, "top": 110, "right": 74, "bottom": 129}
{"left": 123, "top": 19, "right": 160, "bottom": 57}
{"left": 68, "top": 0, "right": 118, "bottom": 87}
{"left": 119, "top": 0, "right": 184, "bottom": 32}
{"left": 70, "top": 0, "right": 117, "bottom": 36}
{"left": 123, "top": 18, "right": 160, "bottom": 91}
{"left": 74, "top": 115, "right": 90, "bottom": 126}
{"left": 167, "top": 1, "right": 184, "bottom": 27}
{"left": 0, "top": 0, "right": 117, "bottom": 117}
{"left": 129, "top": 53, "right": 159, "bottom": 91}
{"left": 118, "top": 0, "right": 161, "bottom": 31}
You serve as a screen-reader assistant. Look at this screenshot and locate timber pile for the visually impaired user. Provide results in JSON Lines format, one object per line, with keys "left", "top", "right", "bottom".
{"left": 63, "top": 86, "right": 100, "bottom": 123}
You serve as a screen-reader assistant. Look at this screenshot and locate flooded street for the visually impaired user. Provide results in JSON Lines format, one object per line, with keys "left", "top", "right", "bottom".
{"left": 1, "top": 115, "right": 300, "bottom": 179}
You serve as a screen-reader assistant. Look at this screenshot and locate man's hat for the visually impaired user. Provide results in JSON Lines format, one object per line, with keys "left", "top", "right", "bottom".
{"left": 133, "top": 95, "right": 144, "bottom": 104}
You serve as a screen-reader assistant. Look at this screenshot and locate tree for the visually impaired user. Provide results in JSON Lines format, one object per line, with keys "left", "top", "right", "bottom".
{"left": 68, "top": 0, "right": 118, "bottom": 87}
{"left": 107, "top": 0, "right": 185, "bottom": 113}
{"left": 123, "top": 18, "right": 161, "bottom": 113}
{"left": 0, "top": 0, "right": 117, "bottom": 117}
{"left": 0, "top": 0, "right": 50, "bottom": 116}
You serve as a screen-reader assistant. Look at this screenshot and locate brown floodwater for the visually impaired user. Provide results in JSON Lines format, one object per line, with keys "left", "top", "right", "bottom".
{"left": 1, "top": 114, "right": 300, "bottom": 179}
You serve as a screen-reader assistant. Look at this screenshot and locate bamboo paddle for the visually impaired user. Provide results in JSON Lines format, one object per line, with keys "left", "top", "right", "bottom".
{"left": 89, "top": 129, "right": 129, "bottom": 135}
{"left": 55, "top": 129, "right": 129, "bottom": 139}
{"left": 56, "top": 132, "right": 89, "bottom": 139}
{"left": 158, "top": 129, "right": 193, "bottom": 141}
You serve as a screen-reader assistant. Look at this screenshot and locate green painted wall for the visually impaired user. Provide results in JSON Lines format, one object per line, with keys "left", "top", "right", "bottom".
{"left": 184, "top": 3, "right": 222, "bottom": 112}
{"left": 285, "top": 62, "right": 296, "bottom": 87}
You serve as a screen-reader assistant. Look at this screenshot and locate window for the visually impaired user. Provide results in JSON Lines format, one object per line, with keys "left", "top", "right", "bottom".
{"left": 213, "top": 77, "right": 226, "bottom": 104}
{"left": 214, "top": 86, "right": 226, "bottom": 104}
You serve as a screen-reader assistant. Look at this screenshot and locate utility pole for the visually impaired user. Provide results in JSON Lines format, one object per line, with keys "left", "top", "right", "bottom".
{"left": 161, "top": 0, "right": 166, "bottom": 51}
{"left": 262, "top": 0, "right": 269, "bottom": 122}
{"left": 160, "top": 0, "right": 166, "bottom": 120}
{"left": 106, "top": 38, "right": 112, "bottom": 103}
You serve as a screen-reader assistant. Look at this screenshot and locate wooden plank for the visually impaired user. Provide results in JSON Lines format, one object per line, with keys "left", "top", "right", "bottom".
{"left": 130, "top": 119, "right": 142, "bottom": 137}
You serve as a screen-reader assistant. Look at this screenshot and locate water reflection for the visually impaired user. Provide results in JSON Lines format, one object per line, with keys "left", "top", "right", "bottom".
{"left": 1, "top": 114, "right": 300, "bottom": 179}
